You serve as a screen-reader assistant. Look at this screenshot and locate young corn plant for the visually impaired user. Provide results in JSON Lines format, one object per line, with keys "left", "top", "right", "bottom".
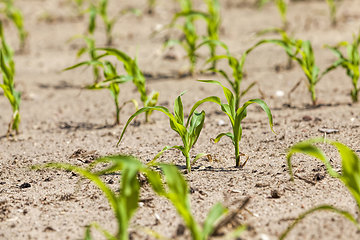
{"left": 66, "top": 48, "right": 158, "bottom": 123}
{"left": 98, "top": 48, "right": 159, "bottom": 122}
{"left": 283, "top": 138, "right": 360, "bottom": 239}
{"left": 33, "top": 155, "right": 149, "bottom": 240}
{"left": 254, "top": 28, "right": 297, "bottom": 69}
{"left": 0, "top": 21, "right": 20, "bottom": 136}
{"left": 149, "top": 163, "right": 246, "bottom": 239}
{"left": 187, "top": 80, "right": 274, "bottom": 168}
{"left": 325, "top": 0, "right": 341, "bottom": 26}
{"left": 258, "top": 0, "right": 288, "bottom": 29}
{"left": 165, "top": 0, "right": 201, "bottom": 75}
{"left": 0, "top": 0, "right": 27, "bottom": 50}
{"left": 203, "top": 0, "right": 221, "bottom": 69}
{"left": 254, "top": 33, "right": 335, "bottom": 105}
{"left": 118, "top": 93, "right": 206, "bottom": 173}
{"left": 86, "top": 0, "right": 120, "bottom": 46}
{"left": 201, "top": 39, "right": 259, "bottom": 110}
{"left": 69, "top": 35, "right": 103, "bottom": 83}
{"left": 290, "top": 40, "right": 336, "bottom": 105}
{"left": 66, "top": 58, "right": 134, "bottom": 125}
{"left": 326, "top": 32, "right": 360, "bottom": 102}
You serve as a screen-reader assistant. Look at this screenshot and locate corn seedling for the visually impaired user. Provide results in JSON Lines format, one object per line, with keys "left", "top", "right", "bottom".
{"left": 98, "top": 48, "right": 159, "bottom": 122}
{"left": 282, "top": 138, "right": 360, "bottom": 239}
{"left": 0, "top": 21, "right": 20, "bottom": 136}
{"left": 0, "top": 0, "right": 27, "bottom": 50}
{"left": 165, "top": 0, "right": 201, "bottom": 75}
{"left": 118, "top": 93, "right": 207, "bottom": 173}
{"left": 187, "top": 80, "right": 274, "bottom": 168}
{"left": 258, "top": 0, "right": 288, "bottom": 29}
{"left": 203, "top": 0, "right": 221, "bottom": 69}
{"left": 255, "top": 28, "right": 297, "bottom": 69}
{"left": 326, "top": 32, "right": 360, "bottom": 102}
{"left": 70, "top": 35, "right": 103, "bottom": 83}
{"left": 325, "top": 0, "right": 341, "bottom": 26}
{"left": 201, "top": 40, "right": 259, "bottom": 110}
{"left": 85, "top": 0, "right": 120, "bottom": 46}
{"left": 66, "top": 47, "right": 158, "bottom": 123}
{"left": 33, "top": 155, "right": 152, "bottom": 240}
{"left": 254, "top": 32, "right": 335, "bottom": 105}
{"left": 149, "top": 163, "right": 246, "bottom": 239}
{"left": 65, "top": 51, "right": 136, "bottom": 125}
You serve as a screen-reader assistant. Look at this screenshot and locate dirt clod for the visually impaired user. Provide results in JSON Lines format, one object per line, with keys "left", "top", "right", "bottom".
{"left": 19, "top": 183, "right": 31, "bottom": 189}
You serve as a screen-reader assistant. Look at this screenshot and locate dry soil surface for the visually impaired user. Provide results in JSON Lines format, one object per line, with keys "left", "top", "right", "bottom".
{"left": 1, "top": 0, "right": 360, "bottom": 239}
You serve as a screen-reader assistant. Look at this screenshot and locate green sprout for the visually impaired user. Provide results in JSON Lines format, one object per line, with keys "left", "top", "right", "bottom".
{"left": 187, "top": 80, "right": 274, "bottom": 168}
{"left": 65, "top": 52, "right": 136, "bottom": 125}
{"left": 98, "top": 48, "right": 159, "bottom": 122}
{"left": 163, "top": 0, "right": 221, "bottom": 74}
{"left": 325, "top": 0, "right": 341, "bottom": 26}
{"left": 166, "top": 1, "right": 198, "bottom": 75}
{"left": 283, "top": 138, "right": 360, "bottom": 239}
{"left": 118, "top": 93, "right": 207, "bottom": 173}
{"left": 86, "top": 0, "right": 120, "bottom": 46}
{"left": 253, "top": 32, "right": 335, "bottom": 105}
{"left": 150, "top": 163, "right": 246, "bottom": 239}
{"left": 69, "top": 35, "right": 103, "bottom": 83}
{"left": 0, "top": 0, "right": 27, "bottom": 50}
{"left": 65, "top": 48, "right": 158, "bottom": 123}
{"left": 202, "top": 40, "right": 259, "bottom": 110}
{"left": 326, "top": 32, "right": 360, "bottom": 102}
{"left": 203, "top": 0, "right": 221, "bottom": 69}
{"left": 0, "top": 21, "right": 20, "bottom": 136}
{"left": 33, "top": 155, "right": 148, "bottom": 240}
{"left": 258, "top": 0, "right": 288, "bottom": 29}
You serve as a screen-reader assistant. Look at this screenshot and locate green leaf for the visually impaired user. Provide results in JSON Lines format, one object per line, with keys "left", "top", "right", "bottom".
{"left": 188, "top": 111, "right": 205, "bottom": 147}
{"left": 117, "top": 106, "right": 187, "bottom": 146}
{"left": 202, "top": 203, "right": 227, "bottom": 238}
{"left": 212, "top": 132, "right": 233, "bottom": 143}
{"left": 279, "top": 205, "right": 359, "bottom": 240}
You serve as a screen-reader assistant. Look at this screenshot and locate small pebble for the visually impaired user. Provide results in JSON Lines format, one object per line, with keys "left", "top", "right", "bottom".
{"left": 275, "top": 90, "right": 284, "bottom": 97}
{"left": 19, "top": 183, "right": 31, "bottom": 189}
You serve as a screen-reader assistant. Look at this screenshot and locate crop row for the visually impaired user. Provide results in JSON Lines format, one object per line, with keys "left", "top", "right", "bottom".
{"left": 1, "top": 0, "right": 360, "bottom": 239}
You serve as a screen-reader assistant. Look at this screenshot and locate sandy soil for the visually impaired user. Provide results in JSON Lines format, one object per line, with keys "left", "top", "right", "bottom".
{"left": 1, "top": 0, "right": 360, "bottom": 239}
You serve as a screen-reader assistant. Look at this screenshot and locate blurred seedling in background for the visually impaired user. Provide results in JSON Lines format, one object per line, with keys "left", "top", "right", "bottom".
{"left": 257, "top": 0, "right": 288, "bottom": 29}
{"left": 326, "top": 31, "right": 360, "bottom": 102}
{"left": 147, "top": 0, "right": 156, "bottom": 14}
{"left": 85, "top": 0, "right": 123, "bottom": 46}
{"left": 255, "top": 28, "right": 296, "bottom": 70}
{"left": 187, "top": 80, "right": 274, "bottom": 168}
{"left": 253, "top": 31, "right": 335, "bottom": 105}
{"left": 201, "top": 39, "right": 260, "bottom": 110}
{"left": 0, "top": 0, "right": 27, "bottom": 51}
{"left": 118, "top": 93, "right": 207, "bottom": 173}
{"left": 326, "top": 0, "right": 342, "bottom": 27}
{"left": 165, "top": 0, "right": 200, "bottom": 75}
{"left": 0, "top": 21, "right": 20, "bottom": 136}
{"left": 66, "top": 56, "right": 135, "bottom": 125}
{"left": 283, "top": 138, "right": 360, "bottom": 239}
{"left": 69, "top": 35, "right": 102, "bottom": 83}
{"left": 99, "top": 48, "right": 159, "bottom": 122}
{"left": 66, "top": 47, "right": 158, "bottom": 123}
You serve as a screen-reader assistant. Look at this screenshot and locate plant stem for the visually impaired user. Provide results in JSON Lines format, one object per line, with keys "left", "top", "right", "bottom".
{"left": 310, "top": 84, "right": 317, "bottom": 105}
{"left": 185, "top": 152, "right": 191, "bottom": 172}
{"left": 235, "top": 140, "right": 240, "bottom": 167}
{"left": 115, "top": 98, "right": 120, "bottom": 125}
